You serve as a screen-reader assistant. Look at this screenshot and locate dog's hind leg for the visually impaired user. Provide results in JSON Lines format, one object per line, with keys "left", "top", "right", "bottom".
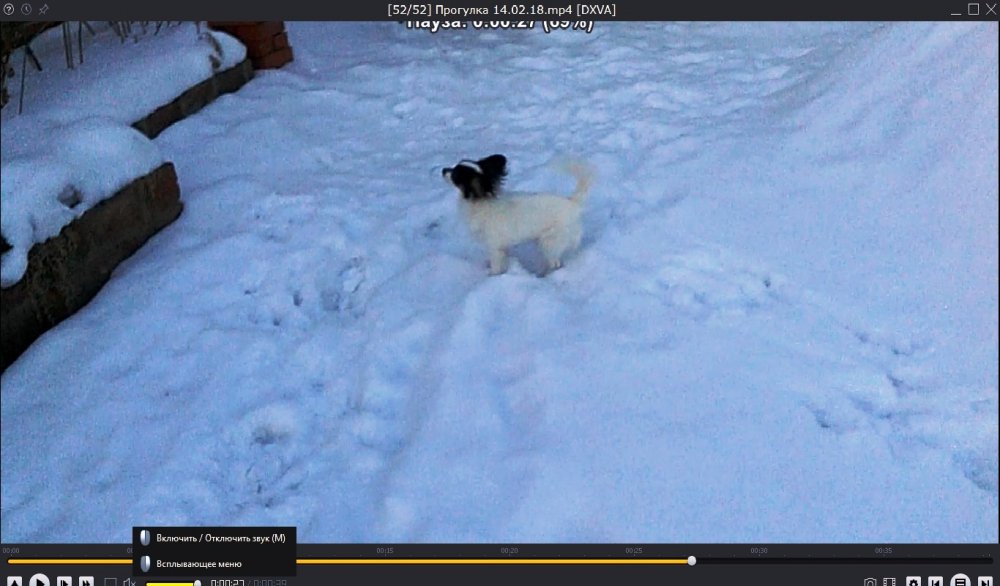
{"left": 541, "top": 223, "right": 583, "bottom": 273}
{"left": 488, "top": 248, "right": 509, "bottom": 275}
{"left": 540, "top": 234, "right": 567, "bottom": 273}
{"left": 567, "top": 222, "right": 583, "bottom": 254}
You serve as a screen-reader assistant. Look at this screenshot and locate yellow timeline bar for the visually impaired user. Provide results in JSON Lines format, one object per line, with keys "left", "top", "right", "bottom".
{"left": 7, "top": 559, "right": 132, "bottom": 564}
{"left": 297, "top": 558, "right": 691, "bottom": 565}
{"left": 8, "top": 557, "right": 691, "bottom": 566}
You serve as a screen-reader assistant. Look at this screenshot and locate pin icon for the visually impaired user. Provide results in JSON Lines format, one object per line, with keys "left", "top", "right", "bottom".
{"left": 140, "top": 556, "right": 151, "bottom": 572}
{"left": 140, "top": 529, "right": 150, "bottom": 546}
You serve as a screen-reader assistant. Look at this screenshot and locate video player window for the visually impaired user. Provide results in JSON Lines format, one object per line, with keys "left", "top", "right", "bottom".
{"left": 1, "top": 5, "right": 997, "bottom": 586}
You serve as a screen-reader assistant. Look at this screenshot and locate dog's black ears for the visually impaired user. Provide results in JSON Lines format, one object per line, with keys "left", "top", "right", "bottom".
{"left": 467, "top": 176, "right": 486, "bottom": 200}
{"left": 476, "top": 154, "right": 507, "bottom": 197}
{"left": 478, "top": 154, "right": 507, "bottom": 179}
{"left": 444, "top": 154, "right": 507, "bottom": 200}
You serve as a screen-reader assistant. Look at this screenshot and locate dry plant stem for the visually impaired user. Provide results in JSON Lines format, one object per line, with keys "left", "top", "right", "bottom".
{"left": 61, "top": 22, "right": 74, "bottom": 70}
{"left": 18, "top": 43, "right": 26, "bottom": 114}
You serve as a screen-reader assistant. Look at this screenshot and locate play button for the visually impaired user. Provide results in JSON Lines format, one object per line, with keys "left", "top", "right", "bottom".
{"left": 29, "top": 575, "right": 49, "bottom": 586}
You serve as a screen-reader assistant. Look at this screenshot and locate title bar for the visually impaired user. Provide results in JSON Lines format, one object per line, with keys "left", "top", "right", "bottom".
{"left": 0, "top": 0, "right": 997, "bottom": 22}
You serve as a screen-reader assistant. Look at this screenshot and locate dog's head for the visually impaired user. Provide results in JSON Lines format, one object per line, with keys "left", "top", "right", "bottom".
{"left": 442, "top": 154, "right": 507, "bottom": 200}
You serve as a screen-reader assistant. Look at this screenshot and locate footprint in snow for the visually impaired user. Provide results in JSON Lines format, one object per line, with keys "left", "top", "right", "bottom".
{"left": 212, "top": 404, "right": 308, "bottom": 511}
{"left": 319, "top": 256, "right": 368, "bottom": 318}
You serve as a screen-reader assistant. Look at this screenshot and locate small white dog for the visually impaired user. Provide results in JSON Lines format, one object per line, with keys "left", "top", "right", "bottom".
{"left": 442, "top": 154, "right": 592, "bottom": 275}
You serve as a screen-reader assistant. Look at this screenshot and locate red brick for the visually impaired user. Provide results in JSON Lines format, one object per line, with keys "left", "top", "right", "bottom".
{"left": 244, "top": 37, "right": 275, "bottom": 59}
{"left": 224, "top": 25, "right": 256, "bottom": 40}
{"left": 252, "top": 47, "right": 294, "bottom": 70}
{"left": 227, "top": 22, "right": 285, "bottom": 41}
{"left": 272, "top": 32, "right": 289, "bottom": 50}
{"left": 207, "top": 21, "right": 253, "bottom": 27}
{"left": 206, "top": 22, "right": 253, "bottom": 36}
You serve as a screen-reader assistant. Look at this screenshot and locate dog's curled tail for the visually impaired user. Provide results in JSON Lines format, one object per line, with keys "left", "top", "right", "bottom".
{"left": 556, "top": 159, "right": 594, "bottom": 205}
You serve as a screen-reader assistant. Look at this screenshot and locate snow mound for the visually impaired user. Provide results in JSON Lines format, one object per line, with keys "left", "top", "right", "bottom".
{"left": 1, "top": 118, "right": 162, "bottom": 286}
{"left": 1, "top": 23, "right": 247, "bottom": 287}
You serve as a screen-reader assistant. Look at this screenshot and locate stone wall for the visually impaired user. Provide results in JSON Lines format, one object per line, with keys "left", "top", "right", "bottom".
{"left": 208, "top": 22, "right": 295, "bottom": 70}
{"left": 1, "top": 163, "right": 182, "bottom": 371}
{"left": 133, "top": 58, "right": 254, "bottom": 139}
{"left": 0, "top": 24, "right": 294, "bottom": 372}
{"left": 1, "top": 56, "right": 256, "bottom": 373}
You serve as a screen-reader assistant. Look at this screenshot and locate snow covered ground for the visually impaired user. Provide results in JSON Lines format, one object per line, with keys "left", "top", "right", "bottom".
{"left": 1, "top": 22, "right": 245, "bottom": 286}
{"left": 1, "top": 21, "right": 996, "bottom": 543}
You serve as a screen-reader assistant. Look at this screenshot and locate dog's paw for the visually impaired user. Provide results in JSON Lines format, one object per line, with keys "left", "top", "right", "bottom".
{"left": 487, "top": 253, "right": 509, "bottom": 275}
